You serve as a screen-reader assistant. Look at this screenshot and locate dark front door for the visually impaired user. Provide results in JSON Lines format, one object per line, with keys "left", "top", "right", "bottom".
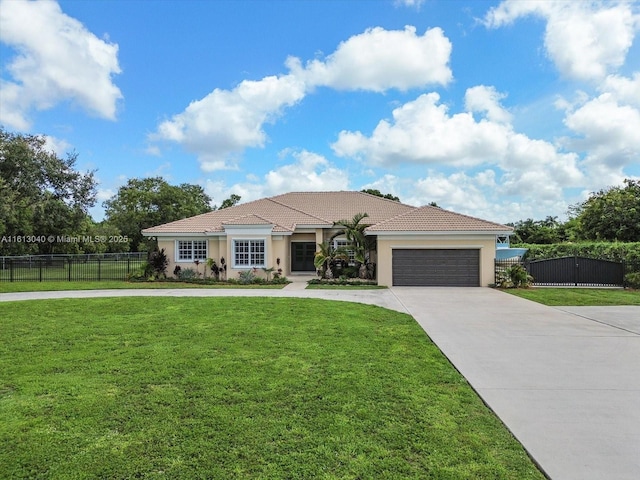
{"left": 291, "top": 242, "right": 316, "bottom": 272}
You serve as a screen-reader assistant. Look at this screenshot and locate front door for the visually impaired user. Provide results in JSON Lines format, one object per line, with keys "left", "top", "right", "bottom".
{"left": 291, "top": 242, "right": 316, "bottom": 272}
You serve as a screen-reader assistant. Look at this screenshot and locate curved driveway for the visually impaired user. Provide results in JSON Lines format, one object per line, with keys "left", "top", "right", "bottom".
{"left": 2, "top": 286, "right": 639, "bottom": 480}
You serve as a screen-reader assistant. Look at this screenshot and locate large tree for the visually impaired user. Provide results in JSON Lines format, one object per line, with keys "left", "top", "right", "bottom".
{"left": 218, "top": 193, "right": 241, "bottom": 210}
{"left": 0, "top": 129, "right": 96, "bottom": 255}
{"left": 510, "top": 216, "right": 564, "bottom": 244}
{"left": 570, "top": 179, "right": 640, "bottom": 242}
{"left": 103, "top": 177, "right": 213, "bottom": 251}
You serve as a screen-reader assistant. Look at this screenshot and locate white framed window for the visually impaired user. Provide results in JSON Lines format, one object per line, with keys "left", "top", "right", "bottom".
{"left": 176, "top": 240, "right": 208, "bottom": 262}
{"left": 233, "top": 239, "right": 266, "bottom": 267}
{"left": 333, "top": 238, "right": 356, "bottom": 264}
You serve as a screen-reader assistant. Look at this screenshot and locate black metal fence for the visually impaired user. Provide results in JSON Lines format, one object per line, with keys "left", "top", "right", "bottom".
{"left": 0, "top": 253, "right": 147, "bottom": 282}
{"left": 495, "top": 256, "right": 640, "bottom": 287}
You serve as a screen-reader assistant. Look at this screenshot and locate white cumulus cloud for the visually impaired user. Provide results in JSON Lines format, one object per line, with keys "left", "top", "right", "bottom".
{"left": 153, "top": 74, "right": 306, "bottom": 171}
{"left": 332, "top": 91, "right": 510, "bottom": 166}
{"left": 204, "top": 150, "right": 350, "bottom": 205}
{"left": 333, "top": 86, "right": 585, "bottom": 220}
{"left": 412, "top": 171, "right": 493, "bottom": 213}
{"left": 154, "top": 25, "right": 453, "bottom": 172}
{"left": 465, "top": 85, "right": 512, "bottom": 124}
{"left": 484, "top": 0, "right": 640, "bottom": 82}
{"left": 561, "top": 93, "right": 640, "bottom": 185}
{"left": 288, "top": 26, "right": 452, "bottom": 91}
{"left": 42, "top": 135, "right": 71, "bottom": 156}
{"left": 0, "top": 0, "right": 122, "bottom": 130}
{"left": 601, "top": 73, "right": 640, "bottom": 107}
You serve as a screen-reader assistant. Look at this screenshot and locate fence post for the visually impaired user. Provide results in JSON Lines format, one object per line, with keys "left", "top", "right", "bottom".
{"left": 574, "top": 255, "right": 578, "bottom": 286}
{"left": 68, "top": 258, "right": 72, "bottom": 282}
{"left": 39, "top": 260, "right": 43, "bottom": 282}
{"left": 97, "top": 258, "right": 101, "bottom": 281}
{"left": 9, "top": 259, "right": 13, "bottom": 282}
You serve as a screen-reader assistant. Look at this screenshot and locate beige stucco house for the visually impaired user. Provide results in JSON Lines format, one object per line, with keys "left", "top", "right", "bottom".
{"left": 142, "top": 191, "right": 512, "bottom": 287}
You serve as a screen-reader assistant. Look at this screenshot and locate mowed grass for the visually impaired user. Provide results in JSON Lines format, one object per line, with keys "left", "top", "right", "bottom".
{"left": 0, "top": 298, "right": 544, "bottom": 479}
{"left": 504, "top": 287, "right": 640, "bottom": 306}
{"left": 0, "top": 280, "right": 285, "bottom": 293}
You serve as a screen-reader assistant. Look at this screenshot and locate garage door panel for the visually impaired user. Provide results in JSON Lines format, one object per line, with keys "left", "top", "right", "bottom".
{"left": 392, "top": 249, "right": 479, "bottom": 286}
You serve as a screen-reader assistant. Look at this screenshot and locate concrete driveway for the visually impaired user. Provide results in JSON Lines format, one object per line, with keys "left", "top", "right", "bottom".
{"left": 390, "top": 287, "right": 640, "bottom": 480}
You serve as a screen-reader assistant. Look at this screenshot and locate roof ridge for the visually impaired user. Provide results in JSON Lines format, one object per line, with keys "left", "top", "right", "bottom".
{"left": 266, "top": 196, "right": 332, "bottom": 224}
{"left": 274, "top": 190, "right": 413, "bottom": 207}
{"left": 222, "top": 212, "right": 272, "bottom": 223}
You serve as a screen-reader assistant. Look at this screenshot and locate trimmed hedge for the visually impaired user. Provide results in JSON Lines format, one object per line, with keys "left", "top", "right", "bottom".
{"left": 513, "top": 242, "right": 640, "bottom": 263}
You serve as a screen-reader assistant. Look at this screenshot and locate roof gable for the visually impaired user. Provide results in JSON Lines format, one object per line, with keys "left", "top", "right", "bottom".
{"left": 142, "top": 196, "right": 331, "bottom": 234}
{"left": 270, "top": 191, "right": 414, "bottom": 224}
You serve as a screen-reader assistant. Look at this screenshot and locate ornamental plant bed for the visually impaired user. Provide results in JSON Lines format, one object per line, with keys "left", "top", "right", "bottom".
{"left": 307, "top": 278, "right": 382, "bottom": 288}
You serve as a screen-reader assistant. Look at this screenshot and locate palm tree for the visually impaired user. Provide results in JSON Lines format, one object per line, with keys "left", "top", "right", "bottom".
{"left": 314, "top": 241, "right": 349, "bottom": 279}
{"left": 332, "top": 212, "right": 371, "bottom": 279}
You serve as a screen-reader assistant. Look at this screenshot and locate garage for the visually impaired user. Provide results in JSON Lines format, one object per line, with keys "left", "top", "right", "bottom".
{"left": 392, "top": 249, "right": 480, "bottom": 286}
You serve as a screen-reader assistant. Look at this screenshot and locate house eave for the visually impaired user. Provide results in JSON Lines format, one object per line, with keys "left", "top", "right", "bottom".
{"left": 368, "top": 230, "right": 514, "bottom": 236}
{"left": 142, "top": 231, "right": 209, "bottom": 238}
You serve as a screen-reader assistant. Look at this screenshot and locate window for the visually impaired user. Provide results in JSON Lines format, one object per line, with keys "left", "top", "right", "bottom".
{"left": 334, "top": 238, "right": 356, "bottom": 264}
{"left": 177, "top": 240, "right": 208, "bottom": 262}
{"left": 233, "top": 239, "right": 265, "bottom": 267}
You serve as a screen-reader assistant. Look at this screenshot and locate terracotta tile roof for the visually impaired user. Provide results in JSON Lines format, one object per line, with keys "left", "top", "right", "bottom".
{"left": 142, "top": 191, "right": 510, "bottom": 235}
{"left": 143, "top": 196, "right": 330, "bottom": 234}
{"left": 365, "top": 205, "right": 513, "bottom": 232}
{"left": 270, "top": 191, "right": 414, "bottom": 225}
{"left": 222, "top": 214, "right": 273, "bottom": 226}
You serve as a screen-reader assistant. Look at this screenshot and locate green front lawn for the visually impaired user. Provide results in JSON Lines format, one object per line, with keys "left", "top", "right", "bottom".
{"left": 0, "top": 280, "right": 285, "bottom": 293}
{"left": 504, "top": 287, "right": 640, "bottom": 306}
{"left": 0, "top": 297, "right": 543, "bottom": 479}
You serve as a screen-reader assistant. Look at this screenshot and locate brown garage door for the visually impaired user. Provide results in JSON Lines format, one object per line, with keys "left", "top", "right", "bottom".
{"left": 392, "top": 249, "right": 480, "bottom": 286}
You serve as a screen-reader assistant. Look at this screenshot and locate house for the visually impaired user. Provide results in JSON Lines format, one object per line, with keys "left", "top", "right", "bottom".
{"left": 141, "top": 191, "right": 512, "bottom": 287}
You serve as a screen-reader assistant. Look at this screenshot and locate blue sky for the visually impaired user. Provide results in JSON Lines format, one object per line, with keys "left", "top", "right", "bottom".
{"left": 1, "top": 0, "right": 639, "bottom": 224}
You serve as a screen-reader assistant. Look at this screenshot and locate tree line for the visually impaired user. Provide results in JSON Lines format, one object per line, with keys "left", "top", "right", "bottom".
{"left": 509, "top": 179, "right": 639, "bottom": 244}
{"left": 0, "top": 129, "right": 239, "bottom": 256}
{"left": 1, "top": 129, "right": 638, "bottom": 256}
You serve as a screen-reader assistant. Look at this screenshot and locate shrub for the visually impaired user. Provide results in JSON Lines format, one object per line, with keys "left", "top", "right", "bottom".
{"left": 177, "top": 268, "right": 198, "bottom": 280}
{"left": 126, "top": 261, "right": 152, "bottom": 281}
{"left": 237, "top": 270, "right": 257, "bottom": 285}
{"left": 497, "top": 264, "right": 533, "bottom": 289}
{"left": 148, "top": 248, "right": 169, "bottom": 278}
{"left": 206, "top": 258, "right": 220, "bottom": 280}
{"left": 625, "top": 272, "right": 640, "bottom": 289}
{"left": 308, "top": 278, "right": 378, "bottom": 286}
